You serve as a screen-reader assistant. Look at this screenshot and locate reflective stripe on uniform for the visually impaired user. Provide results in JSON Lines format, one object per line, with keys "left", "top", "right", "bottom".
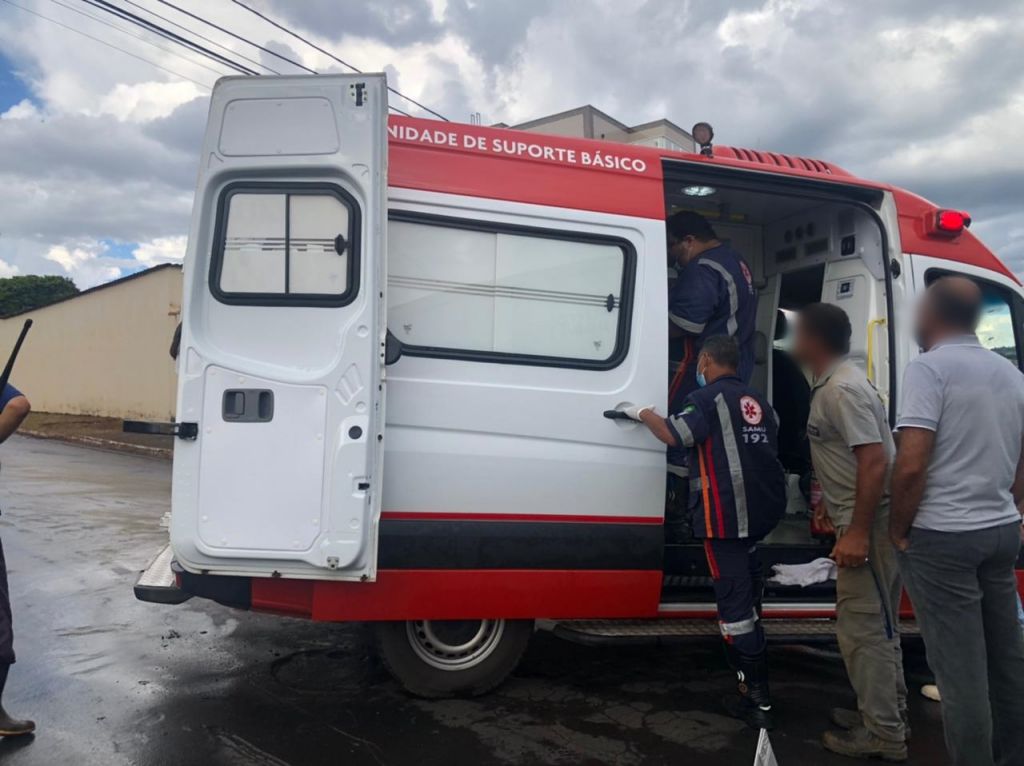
{"left": 667, "top": 463, "right": 690, "bottom": 479}
{"left": 719, "top": 611, "right": 759, "bottom": 637}
{"left": 700, "top": 259, "right": 739, "bottom": 337}
{"left": 715, "top": 392, "right": 749, "bottom": 538}
{"left": 669, "top": 313, "right": 706, "bottom": 334}
{"left": 669, "top": 414, "right": 697, "bottom": 447}
{"left": 697, "top": 445, "right": 714, "bottom": 537}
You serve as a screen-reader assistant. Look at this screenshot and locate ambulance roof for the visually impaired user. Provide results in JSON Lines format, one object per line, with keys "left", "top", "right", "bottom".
{"left": 388, "top": 116, "right": 1016, "bottom": 284}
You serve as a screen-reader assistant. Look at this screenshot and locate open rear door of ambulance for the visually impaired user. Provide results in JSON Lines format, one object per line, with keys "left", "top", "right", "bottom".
{"left": 170, "top": 74, "right": 388, "bottom": 581}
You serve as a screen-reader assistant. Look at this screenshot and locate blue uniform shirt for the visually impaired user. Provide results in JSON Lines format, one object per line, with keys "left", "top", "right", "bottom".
{"left": 668, "top": 244, "right": 758, "bottom": 408}
{"left": 666, "top": 375, "right": 786, "bottom": 541}
{"left": 0, "top": 383, "right": 23, "bottom": 411}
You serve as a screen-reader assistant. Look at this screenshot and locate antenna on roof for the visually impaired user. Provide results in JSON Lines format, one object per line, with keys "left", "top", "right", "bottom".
{"left": 469, "top": 112, "right": 482, "bottom": 125}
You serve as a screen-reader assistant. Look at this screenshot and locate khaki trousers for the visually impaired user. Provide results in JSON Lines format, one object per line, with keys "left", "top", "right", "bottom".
{"left": 835, "top": 509, "right": 907, "bottom": 743}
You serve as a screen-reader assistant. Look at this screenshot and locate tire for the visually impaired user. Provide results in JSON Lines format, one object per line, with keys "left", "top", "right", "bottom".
{"left": 374, "top": 618, "right": 533, "bottom": 698}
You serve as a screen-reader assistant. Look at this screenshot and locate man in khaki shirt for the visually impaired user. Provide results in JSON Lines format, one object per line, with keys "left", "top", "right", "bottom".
{"left": 793, "top": 303, "right": 907, "bottom": 762}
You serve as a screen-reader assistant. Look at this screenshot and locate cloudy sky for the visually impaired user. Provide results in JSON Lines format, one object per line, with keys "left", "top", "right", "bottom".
{"left": 0, "top": 0, "right": 1022, "bottom": 288}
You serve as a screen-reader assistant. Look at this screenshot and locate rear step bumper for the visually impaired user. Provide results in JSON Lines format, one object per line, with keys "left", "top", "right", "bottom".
{"left": 134, "top": 544, "right": 192, "bottom": 605}
{"left": 551, "top": 618, "right": 921, "bottom": 646}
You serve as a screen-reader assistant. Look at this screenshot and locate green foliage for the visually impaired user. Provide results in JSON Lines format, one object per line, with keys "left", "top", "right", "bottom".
{"left": 0, "top": 275, "right": 79, "bottom": 316}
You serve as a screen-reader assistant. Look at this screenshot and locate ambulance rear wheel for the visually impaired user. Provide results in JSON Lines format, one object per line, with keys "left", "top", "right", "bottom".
{"left": 374, "top": 618, "right": 533, "bottom": 698}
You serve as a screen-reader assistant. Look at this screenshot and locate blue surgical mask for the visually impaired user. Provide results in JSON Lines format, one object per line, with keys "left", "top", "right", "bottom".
{"left": 696, "top": 368, "right": 708, "bottom": 388}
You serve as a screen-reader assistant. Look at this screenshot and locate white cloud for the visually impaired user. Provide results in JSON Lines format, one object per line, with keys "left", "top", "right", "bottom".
{"left": 0, "top": 259, "right": 20, "bottom": 278}
{"left": 1, "top": 98, "right": 40, "bottom": 120}
{"left": 44, "top": 242, "right": 123, "bottom": 289}
{"left": 0, "top": 0, "right": 1022, "bottom": 289}
{"left": 132, "top": 235, "right": 187, "bottom": 267}
{"left": 96, "top": 81, "right": 204, "bottom": 123}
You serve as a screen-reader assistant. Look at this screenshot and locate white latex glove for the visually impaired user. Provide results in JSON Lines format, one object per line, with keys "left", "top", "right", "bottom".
{"left": 621, "top": 404, "right": 656, "bottom": 421}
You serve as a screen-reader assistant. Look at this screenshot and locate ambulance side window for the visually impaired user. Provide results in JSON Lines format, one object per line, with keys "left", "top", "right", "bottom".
{"left": 387, "top": 212, "right": 634, "bottom": 369}
{"left": 210, "top": 183, "right": 360, "bottom": 306}
{"left": 976, "top": 289, "right": 1019, "bottom": 367}
{"left": 925, "top": 269, "right": 1021, "bottom": 368}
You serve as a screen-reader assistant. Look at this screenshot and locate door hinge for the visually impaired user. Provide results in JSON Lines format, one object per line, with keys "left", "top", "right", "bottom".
{"left": 123, "top": 420, "right": 199, "bottom": 440}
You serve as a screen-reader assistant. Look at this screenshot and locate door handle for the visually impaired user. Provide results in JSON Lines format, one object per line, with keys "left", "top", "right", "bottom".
{"left": 222, "top": 389, "right": 274, "bottom": 422}
{"left": 603, "top": 409, "right": 632, "bottom": 420}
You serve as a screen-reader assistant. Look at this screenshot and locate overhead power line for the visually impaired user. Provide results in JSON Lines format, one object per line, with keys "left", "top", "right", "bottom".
{"left": 153, "top": 0, "right": 315, "bottom": 74}
{"left": 229, "top": 0, "right": 449, "bottom": 121}
{"left": 1, "top": 0, "right": 211, "bottom": 89}
{"left": 152, "top": 0, "right": 413, "bottom": 118}
{"left": 80, "top": 0, "right": 259, "bottom": 75}
{"left": 118, "top": 0, "right": 279, "bottom": 75}
{"left": 44, "top": 0, "right": 226, "bottom": 77}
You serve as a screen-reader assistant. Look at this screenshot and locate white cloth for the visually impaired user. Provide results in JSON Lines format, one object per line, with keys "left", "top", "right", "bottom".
{"left": 768, "top": 557, "right": 837, "bottom": 587}
{"left": 753, "top": 728, "right": 779, "bottom": 766}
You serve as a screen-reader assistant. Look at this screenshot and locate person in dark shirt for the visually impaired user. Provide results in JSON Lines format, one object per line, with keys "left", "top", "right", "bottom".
{"left": 623, "top": 336, "right": 787, "bottom": 730}
{"left": 771, "top": 311, "right": 811, "bottom": 476}
{"left": 666, "top": 211, "right": 758, "bottom": 412}
{"left": 0, "top": 382, "right": 33, "bottom": 737}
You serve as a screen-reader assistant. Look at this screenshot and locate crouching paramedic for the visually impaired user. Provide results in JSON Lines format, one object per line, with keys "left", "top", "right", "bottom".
{"left": 623, "top": 335, "right": 787, "bottom": 728}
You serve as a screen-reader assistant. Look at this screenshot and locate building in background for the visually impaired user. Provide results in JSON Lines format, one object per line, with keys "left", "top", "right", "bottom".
{"left": 503, "top": 105, "right": 695, "bottom": 152}
{"left": 0, "top": 264, "right": 182, "bottom": 421}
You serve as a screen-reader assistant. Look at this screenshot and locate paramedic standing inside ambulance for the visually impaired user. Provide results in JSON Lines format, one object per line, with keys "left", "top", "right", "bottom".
{"left": 0, "top": 381, "right": 32, "bottom": 738}
{"left": 890, "top": 277, "right": 1024, "bottom": 766}
{"left": 623, "top": 335, "right": 786, "bottom": 730}
{"left": 792, "top": 303, "right": 908, "bottom": 762}
{"left": 667, "top": 211, "right": 757, "bottom": 412}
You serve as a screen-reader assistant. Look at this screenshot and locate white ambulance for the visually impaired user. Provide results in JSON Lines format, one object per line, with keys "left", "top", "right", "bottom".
{"left": 134, "top": 74, "right": 1024, "bottom": 697}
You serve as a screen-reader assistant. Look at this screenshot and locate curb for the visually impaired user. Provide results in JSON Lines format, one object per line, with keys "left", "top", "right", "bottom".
{"left": 20, "top": 429, "right": 173, "bottom": 460}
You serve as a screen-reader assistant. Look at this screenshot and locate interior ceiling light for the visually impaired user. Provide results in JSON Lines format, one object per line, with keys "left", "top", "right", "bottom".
{"left": 682, "top": 185, "right": 717, "bottom": 197}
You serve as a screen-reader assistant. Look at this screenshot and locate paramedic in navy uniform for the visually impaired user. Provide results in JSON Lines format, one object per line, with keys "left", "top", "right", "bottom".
{"left": 0, "top": 381, "right": 31, "bottom": 737}
{"left": 624, "top": 335, "right": 787, "bottom": 730}
{"left": 666, "top": 211, "right": 758, "bottom": 413}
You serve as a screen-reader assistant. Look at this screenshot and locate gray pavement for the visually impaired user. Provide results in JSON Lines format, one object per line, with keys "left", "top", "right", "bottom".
{"left": 0, "top": 436, "right": 949, "bottom": 765}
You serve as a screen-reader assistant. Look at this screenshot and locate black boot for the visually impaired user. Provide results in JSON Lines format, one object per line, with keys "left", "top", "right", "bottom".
{"left": 0, "top": 664, "right": 35, "bottom": 737}
{"left": 721, "top": 649, "right": 774, "bottom": 731}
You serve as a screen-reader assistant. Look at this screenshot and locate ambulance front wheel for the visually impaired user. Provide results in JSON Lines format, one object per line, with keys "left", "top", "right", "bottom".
{"left": 374, "top": 618, "right": 533, "bottom": 698}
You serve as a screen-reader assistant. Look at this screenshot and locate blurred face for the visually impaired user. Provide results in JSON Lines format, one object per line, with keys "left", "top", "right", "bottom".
{"left": 914, "top": 297, "right": 936, "bottom": 350}
{"left": 791, "top": 315, "right": 820, "bottom": 366}
{"left": 667, "top": 233, "right": 698, "bottom": 267}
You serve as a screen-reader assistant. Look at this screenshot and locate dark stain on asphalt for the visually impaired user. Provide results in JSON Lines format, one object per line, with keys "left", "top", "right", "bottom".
{"left": 0, "top": 437, "right": 950, "bottom": 765}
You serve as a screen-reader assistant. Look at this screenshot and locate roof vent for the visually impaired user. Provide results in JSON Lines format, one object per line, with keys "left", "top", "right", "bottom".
{"left": 722, "top": 147, "right": 847, "bottom": 176}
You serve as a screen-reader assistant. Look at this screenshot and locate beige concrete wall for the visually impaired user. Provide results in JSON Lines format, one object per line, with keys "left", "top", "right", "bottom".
{"left": 591, "top": 113, "right": 630, "bottom": 142}
{"left": 628, "top": 123, "right": 695, "bottom": 152}
{"left": 0, "top": 265, "right": 183, "bottom": 420}
{"left": 518, "top": 112, "right": 586, "bottom": 137}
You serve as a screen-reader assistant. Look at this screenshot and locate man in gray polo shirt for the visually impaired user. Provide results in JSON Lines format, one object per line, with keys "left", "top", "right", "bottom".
{"left": 891, "top": 276, "right": 1024, "bottom": 766}
{"left": 794, "top": 303, "right": 907, "bottom": 761}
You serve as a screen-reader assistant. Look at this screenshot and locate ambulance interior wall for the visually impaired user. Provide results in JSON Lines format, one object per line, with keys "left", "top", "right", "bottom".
{"left": 714, "top": 201, "right": 887, "bottom": 386}
{"left": 0, "top": 265, "right": 182, "bottom": 421}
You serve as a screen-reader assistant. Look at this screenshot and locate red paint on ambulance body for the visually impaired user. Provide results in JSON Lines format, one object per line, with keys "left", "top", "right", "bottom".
{"left": 387, "top": 116, "right": 667, "bottom": 220}
{"left": 387, "top": 116, "right": 1018, "bottom": 284}
{"left": 251, "top": 569, "right": 664, "bottom": 622}
{"left": 891, "top": 187, "right": 1019, "bottom": 284}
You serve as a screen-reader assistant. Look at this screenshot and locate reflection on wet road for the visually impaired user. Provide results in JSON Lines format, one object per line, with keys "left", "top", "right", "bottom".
{"left": 0, "top": 437, "right": 949, "bottom": 765}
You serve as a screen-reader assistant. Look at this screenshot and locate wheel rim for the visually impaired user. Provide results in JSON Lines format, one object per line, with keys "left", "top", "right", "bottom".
{"left": 406, "top": 619, "right": 505, "bottom": 671}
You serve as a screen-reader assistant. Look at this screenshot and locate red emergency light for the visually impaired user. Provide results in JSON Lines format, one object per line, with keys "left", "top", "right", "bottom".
{"left": 927, "top": 209, "right": 971, "bottom": 237}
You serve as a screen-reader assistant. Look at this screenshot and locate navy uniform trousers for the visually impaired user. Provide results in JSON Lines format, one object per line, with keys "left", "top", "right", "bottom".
{"left": 0, "top": 536, "right": 13, "bottom": 665}
{"left": 703, "top": 538, "right": 766, "bottom": 657}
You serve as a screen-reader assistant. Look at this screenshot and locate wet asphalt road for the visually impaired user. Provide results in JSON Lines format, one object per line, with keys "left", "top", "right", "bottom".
{"left": 0, "top": 436, "right": 951, "bottom": 765}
